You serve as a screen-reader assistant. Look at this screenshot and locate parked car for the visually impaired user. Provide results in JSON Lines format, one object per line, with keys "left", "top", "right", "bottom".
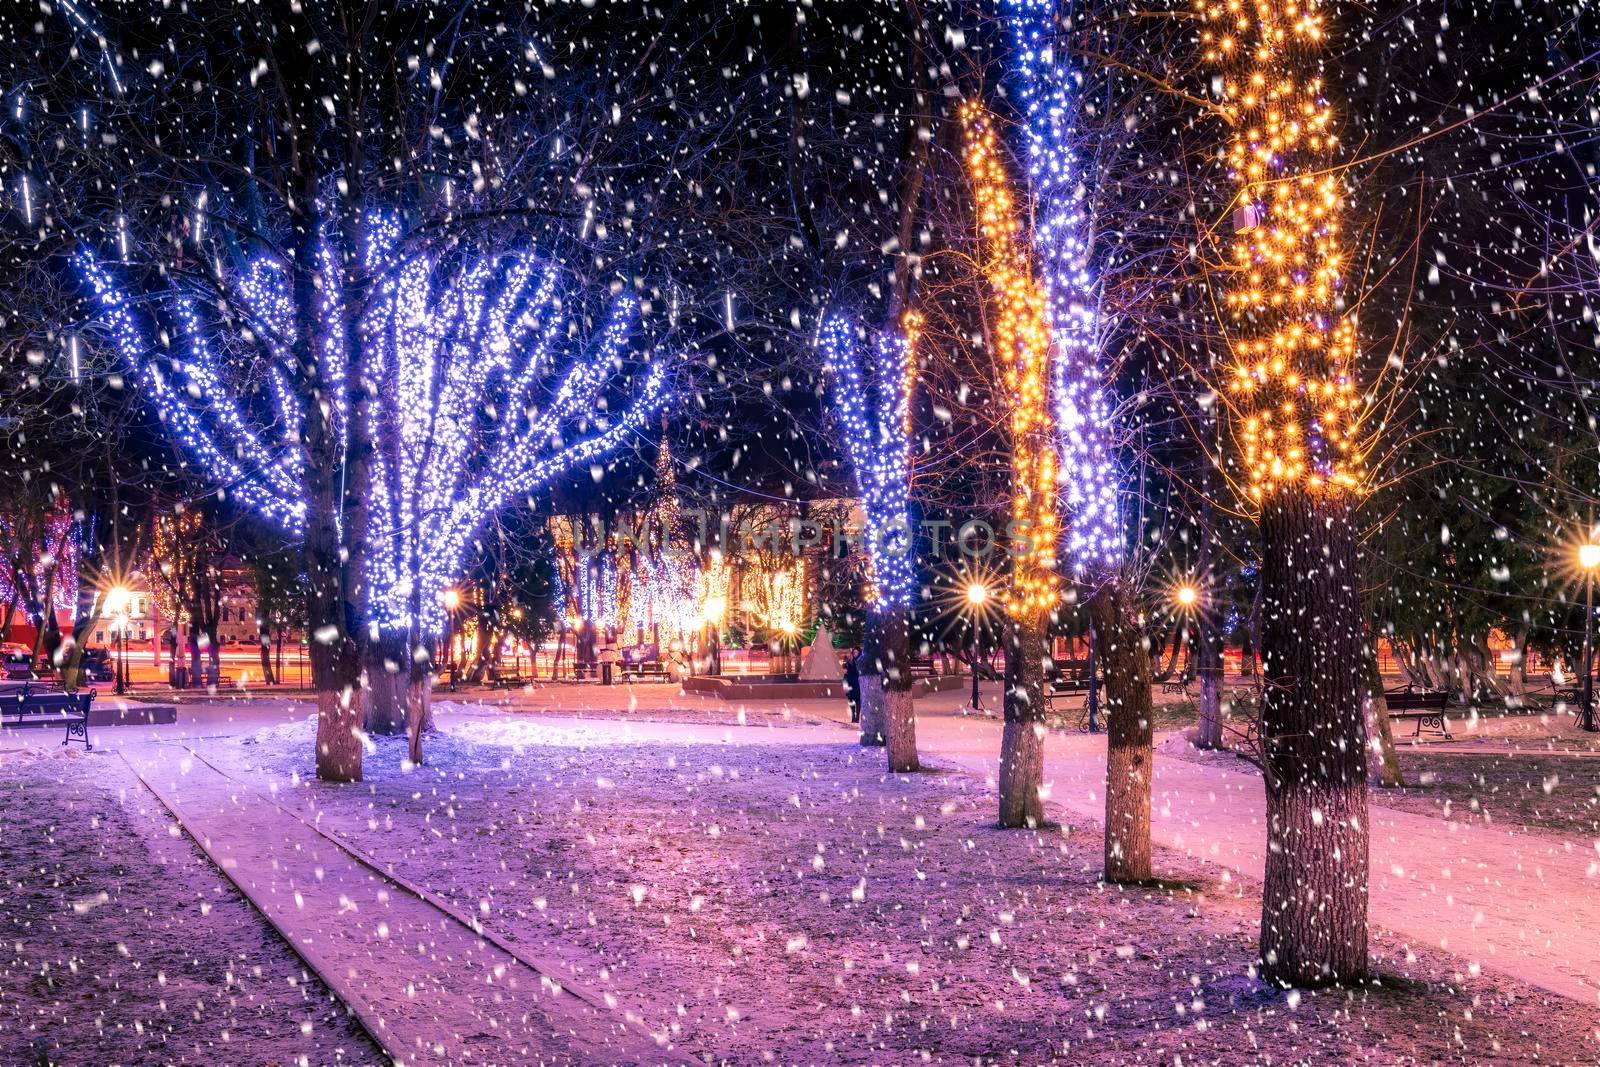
{"left": 78, "top": 647, "right": 116, "bottom": 683}
{"left": 2, "top": 643, "right": 36, "bottom": 680}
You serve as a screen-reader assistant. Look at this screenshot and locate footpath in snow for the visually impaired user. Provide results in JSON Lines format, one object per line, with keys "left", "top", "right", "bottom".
{"left": 110, "top": 689, "right": 1600, "bottom": 1041}
{"left": 908, "top": 710, "right": 1600, "bottom": 1006}
{"left": 122, "top": 740, "right": 684, "bottom": 1065}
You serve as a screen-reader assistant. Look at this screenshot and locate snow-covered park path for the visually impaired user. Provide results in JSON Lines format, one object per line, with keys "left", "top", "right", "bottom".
{"left": 83, "top": 681, "right": 1600, "bottom": 1026}
{"left": 121, "top": 739, "right": 684, "bottom": 1065}
{"left": 922, "top": 719, "right": 1600, "bottom": 1006}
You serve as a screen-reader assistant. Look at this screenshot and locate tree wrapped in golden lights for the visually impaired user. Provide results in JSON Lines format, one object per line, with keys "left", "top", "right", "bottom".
{"left": 1201, "top": 0, "right": 1373, "bottom": 985}
{"left": 961, "top": 101, "right": 1061, "bottom": 829}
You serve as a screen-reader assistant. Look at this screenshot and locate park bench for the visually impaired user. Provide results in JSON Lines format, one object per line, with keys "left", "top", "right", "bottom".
{"left": 1383, "top": 684, "right": 1452, "bottom": 740}
{"left": 1161, "top": 677, "right": 1191, "bottom": 696}
{"left": 620, "top": 644, "right": 668, "bottom": 682}
{"left": 0, "top": 684, "right": 94, "bottom": 749}
{"left": 1042, "top": 674, "right": 1090, "bottom": 720}
{"left": 489, "top": 666, "right": 531, "bottom": 688}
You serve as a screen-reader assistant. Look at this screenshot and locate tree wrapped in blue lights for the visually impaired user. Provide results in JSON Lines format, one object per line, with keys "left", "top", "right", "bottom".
{"left": 1005, "top": 0, "right": 1121, "bottom": 574}
{"left": 79, "top": 217, "right": 670, "bottom": 754}
{"left": 1005, "top": 0, "right": 1153, "bottom": 883}
{"left": 821, "top": 312, "right": 919, "bottom": 773}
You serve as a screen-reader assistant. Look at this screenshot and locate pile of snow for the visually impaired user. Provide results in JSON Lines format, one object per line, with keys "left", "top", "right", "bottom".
{"left": 238, "top": 708, "right": 606, "bottom": 758}
{"left": 444, "top": 716, "right": 604, "bottom": 752}
{"left": 241, "top": 714, "right": 320, "bottom": 749}
{"left": 0, "top": 743, "right": 88, "bottom": 768}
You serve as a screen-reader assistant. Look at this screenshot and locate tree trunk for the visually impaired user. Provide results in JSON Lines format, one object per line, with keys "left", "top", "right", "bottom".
{"left": 258, "top": 623, "right": 277, "bottom": 686}
{"left": 1507, "top": 629, "right": 1529, "bottom": 700}
{"left": 1243, "top": 579, "right": 1263, "bottom": 677}
{"left": 205, "top": 625, "right": 221, "bottom": 687}
{"left": 307, "top": 523, "right": 363, "bottom": 782}
{"left": 1362, "top": 647, "right": 1403, "bottom": 789}
{"left": 880, "top": 603, "right": 918, "bottom": 773}
{"left": 857, "top": 675, "right": 886, "bottom": 746}
{"left": 29, "top": 567, "right": 55, "bottom": 669}
{"left": 1196, "top": 609, "right": 1225, "bottom": 749}
{"left": 1090, "top": 581, "right": 1154, "bottom": 883}
{"left": 857, "top": 614, "right": 887, "bottom": 747}
{"left": 998, "top": 609, "right": 1048, "bottom": 828}
{"left": 364, "top": 630, "right": 409, "bottom": 734}
{"left": 282, "top": 183, "right": 363, "bottom": 780}
{"left": 1194, "top": 442, "right": 1224, "bottom": 748}
{"left": 1258, "top": 491, "right": 1369, "bottom": 987}
{"left": 1151, "top": 622, "right": 1184, "bottom": 683}
{"left": 406, "top": 642, "right": 434, "bottom": 766}
{"left": 60, "top": 586, "right": 98, "bottom": 693}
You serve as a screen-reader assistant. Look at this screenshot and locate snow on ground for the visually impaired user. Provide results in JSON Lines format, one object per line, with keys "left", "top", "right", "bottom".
{"left": 1160, "top": 727, "right": 1600, "bottom": 843}
{"left": 194, "top": 716, "right": 1600, "bottom": 1063}
{"left": 0, "top": 752, "right": 379, "bottom": 1065}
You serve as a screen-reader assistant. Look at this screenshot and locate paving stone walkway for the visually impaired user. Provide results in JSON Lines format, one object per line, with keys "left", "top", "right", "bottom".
{"left": 123, "top": 741, "right": 684, "bottom": 1065}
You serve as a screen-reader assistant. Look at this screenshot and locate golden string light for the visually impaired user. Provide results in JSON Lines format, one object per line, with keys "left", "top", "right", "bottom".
{"left": 1200, "top": 0, "right": 1366, "bottom": 500}
{"left": 960, "top": 101, "right": 1061, "bottom": 614}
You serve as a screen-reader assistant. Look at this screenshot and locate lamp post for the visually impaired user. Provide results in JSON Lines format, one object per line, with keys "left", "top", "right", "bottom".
{"left": 104, "top": 586, "right": 131, "bottom": 695}
{"left": 115, "top": 614, "right": 130, "bottom": 694}
{"left": 1580, "top": 543, "right": 1600, "bottom": 732}
{"left": 1174, "top": 583, "right": 1198, "bottom": 683}
{"left": 441, "top": 588, "right": 462, "bottom": 690}
{"left": 776, "top": 619, "right": 798, "bottom": 677}
{"left": 702, "top": 596, "right": 726, "bottom": 676}
{"left": 1085, "top": 613, "right": 1099, "bottom": 734}
{"left": 965, "top": 582, "right": 988, "bottom": 712}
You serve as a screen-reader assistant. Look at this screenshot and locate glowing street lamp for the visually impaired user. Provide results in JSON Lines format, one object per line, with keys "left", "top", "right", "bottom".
{"left": 440, "top": 587, "right": 463, "bottom": 685}
{"left": 104, "top": 585, "right": 132, "bottom": 694}
{"left": 774, "top": 618, "right": 799, "bottom": 677}
{"left": 1174, "top": 584, "right": 1199, "bottom": 610}
{"left": 1580, "top": 542, "right": 1600, "bottom": 732}
{"left": 701, "top": 596, "right": 727, "bottom": 677}
{"left": 964, "top": 581, "right": 992, "bottom": 712}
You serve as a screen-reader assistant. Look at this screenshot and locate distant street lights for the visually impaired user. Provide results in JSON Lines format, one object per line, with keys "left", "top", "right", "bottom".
{"left": 1580, "top": 543, "right": 1600, "bottom": 732}
{"left": 965, "top": 582, "right": 988, "bottom": 712}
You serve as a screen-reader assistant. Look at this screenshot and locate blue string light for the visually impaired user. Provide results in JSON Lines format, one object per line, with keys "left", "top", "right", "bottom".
{"left": 821, "top": 313, "right": 915, "bottom": 610}
{"left": 79, "top": 214, "right": 671, "bottom": 638}
{"left": 1005, "top": 0, "right": 1122, "bottom": 575}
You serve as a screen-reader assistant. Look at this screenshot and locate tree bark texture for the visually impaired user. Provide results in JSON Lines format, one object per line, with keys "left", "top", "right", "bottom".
{"left": 1258, "top": 491, "right": 1369, "bottom": 986}
{"left": 857, "top": 614, "right": 886, "bottom": 747}
{"left": 1090, "top": 581, "right": 1154, "bottom": 883}
{"left": 1195, "top": 500, "right": 1225, "bottom": 749}
{"left": 407, "top": 661, "right": 433, "bottom": 767}
{"left": 364, "top": 631, "right": 409, "bottom": 735}
{"left": 858, "top": 675, "right": 886, "bottom": 747}
{"left": 1196, "top": 620, "right": 1225, "bottom": 749}
{"left": 290, "top": 199, "right": 364, "bottom": 782}
{"left": 879, "top": 603, "right": 918, "bottom": 772}
{"left": 258, "top": 626, "right": 278, "bottom": 686}
{"left": 1362, "top": 647, "right": 1403, "bottom": 788}
{"left": 998, "top": 609, "right": 1048, "bottom": 828}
